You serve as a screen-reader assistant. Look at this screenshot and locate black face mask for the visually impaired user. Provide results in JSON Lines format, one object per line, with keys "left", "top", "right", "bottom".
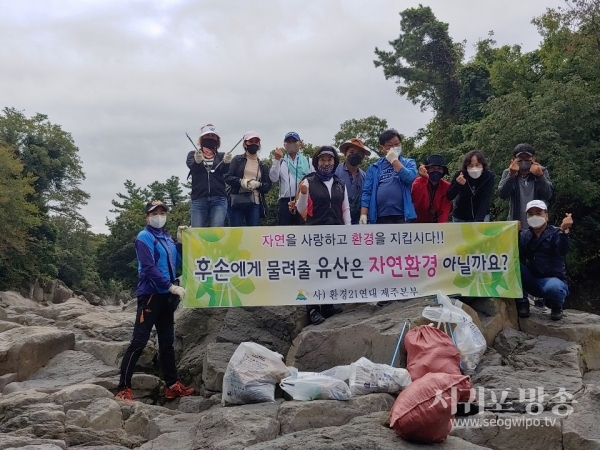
{"left": 347, "top": 154, "right": 362, "bottom": 167}
{"left": 202, "top": 138, "right": 218, "bottom": 151}
{"left": 428, "top": 171, "right": 444, "bottom": 183}
{"left": 246, "top": 144, "right": 260, "bottom": 155}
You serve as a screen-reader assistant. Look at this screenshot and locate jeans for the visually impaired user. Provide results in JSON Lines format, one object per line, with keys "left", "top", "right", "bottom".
{"left": 229, "top": 203, "right": 261, "bottom": 226}
{"left": 516, "top": 263, "right": 568, "bottom": 308}
{"left": 452, "top": 215, "right": 490, "bottom": 223}
{"left": 118, "top": 293, "right": 179, "bottom": 390}
{"left": 191, "top": 197, "right": 228, "bottom": 227}
{"left": 278, "top": 198, "right": 305, "bottom": 225}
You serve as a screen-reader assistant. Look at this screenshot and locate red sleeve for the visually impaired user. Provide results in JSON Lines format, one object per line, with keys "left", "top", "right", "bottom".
{"left": 437, "top": 181, "right": 452, "bottom": 223}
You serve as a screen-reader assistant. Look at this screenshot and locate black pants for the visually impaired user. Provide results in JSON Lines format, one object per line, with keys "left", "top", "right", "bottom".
{"left": 118, "top": 293, "right": 178, "bottom": 390}
{"left": 278, "top": 198, "right": 305, "bottom": 225}
{"left": 377, "top": 215, "right": 406, "bottom": 224}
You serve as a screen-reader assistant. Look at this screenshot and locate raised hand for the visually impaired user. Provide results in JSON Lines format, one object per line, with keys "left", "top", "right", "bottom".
{"left": 274, "top": 148, "right": 284, "bottom": 161}
{"left": 456, "top": 172, "right": 467, "bottom": 185}
{"left": 561, "top": 213, "right": 573, "bottom": 231}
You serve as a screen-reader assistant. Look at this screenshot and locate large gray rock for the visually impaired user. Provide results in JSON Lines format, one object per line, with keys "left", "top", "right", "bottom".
{"left": 202, "top": 342, "right": 238, "bottom": 392}
{"left": 287, "top": 300, "right": 432, "bottom": 371}
{"left": 0, "top": 291, "right": 41, "bottom": 312}
{"left": 52, "top": 384, "right": 114, "bottom": 411}
{"left": 43, "top": 279, "right": 74, "bottom": 304}
{"left": 278, "top": 393, "right": 395, "bottom": 434}
{"left": 3, "top": 350, "right": 117, "bottom": 394}
{"left": 0, "top": 326, "right": 75, "bottom": 380}
{"left": 520, "top": 308, "right": 600, "bottom": 370}
{"left": 74, "top": 340, "right": 129, "bottom": 367}
{"left": 122, "top": 402, "right": 180, "bottom": 436}
{"left": 0, "top": 435, "right": 67, "bottom": 450}
{"left": 84, "top": 398, "right": 123, "bottom": 431}
{"left": 461, "top": 297, "right": 519, "bottom": 346}
{"left": 472, "top": 328, "right": 583, "bottom": 411}
{"left": 561, "top": 370, "right": 600, "bottom": 449}
{"left": 63, "top": 426, "right": 145, "bottom": 448}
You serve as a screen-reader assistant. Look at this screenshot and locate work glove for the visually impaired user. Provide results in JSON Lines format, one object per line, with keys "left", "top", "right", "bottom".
{"left": 359, "top": 214, "right": 368, "bottom": 225}
{"left": 248, "top": 180, "right": 262, "bottom": 190}
{"left": 194, "top": 151, "right": 204, "bottom": 164}
{"left": 240, "top": 179, "right": 250, "bottom": 190}
{"left": 168, "top": 285, "right": 186, "bottom": 300}
{"left": 223, "top": 152, "right": 233, "bottom": 164}
{"left": 176, "top": 226, "right": 188, "bottom": 244}
{"left": 385, "top": 149, "right": 399, "bottom": 164}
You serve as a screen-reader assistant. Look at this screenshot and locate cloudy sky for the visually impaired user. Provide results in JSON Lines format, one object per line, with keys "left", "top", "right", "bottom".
{"left": 1, "top": 0, "right": 561, "bottom": 233}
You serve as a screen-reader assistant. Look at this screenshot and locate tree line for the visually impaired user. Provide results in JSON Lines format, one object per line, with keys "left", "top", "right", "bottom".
{"left": 2, "top": 1, "right": 598, "bottom": 294}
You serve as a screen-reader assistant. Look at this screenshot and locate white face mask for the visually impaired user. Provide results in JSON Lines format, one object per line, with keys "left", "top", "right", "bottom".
{"left": 393, "top": 145, "right": 402, "bottom": 156}
{"left": 467, "top": 167, "right": 483, "bottom": 179}
{"left": 527, "top": 215, "right": 546, "bottom": 229}
{"left": 284, "top": 142, "right": 300, "bottom": 154}
{"left": 149, "top": 214, "right": 167, "bottom": 229}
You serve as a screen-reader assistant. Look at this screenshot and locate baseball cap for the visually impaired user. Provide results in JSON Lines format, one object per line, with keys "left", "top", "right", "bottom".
{"left": 200, "top": 124, "right": 220, "bottom": 138}
{"left": 513, "top": 143, "right": 535, "bottom": 157}
{"left": 525, "top": 200, "right": 547, "bottom": 211}
{"left": 339, "top": 138, "right": 372, "bottom": 156}
{"left": 243, "top": 130, "right": 261, "bottom": 141}
{"left": 145, "top": 200, "right": 169, "bottom": 214}
{"left": 284, "top": 131, "right": 301, "bottom": 142}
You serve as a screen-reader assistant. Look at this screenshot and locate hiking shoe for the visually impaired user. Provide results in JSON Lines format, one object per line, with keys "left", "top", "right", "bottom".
{"left": 550, "top": 307, "right": 563, "bottom": 321}
{"left": 165, "top": 381, "right": 195, "bottom": 399}
{"left": 308, "top": 308, "right": 325, "bottom": 325}
{"left": 377, "top": 301, "right": 392, "bottom": 307}
{"left": 321, "top": 305, "right": 343, "bottom": 318}
{"left": 517, "top": 302, "right": 530, "bottom": 318}
{"left": 115, "top": 388, "right": 133, "bottom": 402}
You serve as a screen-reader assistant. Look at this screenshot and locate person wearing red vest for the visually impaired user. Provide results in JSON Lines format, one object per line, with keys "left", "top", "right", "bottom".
{"left": 411, "top": 154, "right": 452, "bottom": 223}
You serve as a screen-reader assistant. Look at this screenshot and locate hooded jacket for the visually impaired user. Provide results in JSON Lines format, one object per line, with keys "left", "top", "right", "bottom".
{"left": 186, "top": 151, "right": 229, "bottom": 199}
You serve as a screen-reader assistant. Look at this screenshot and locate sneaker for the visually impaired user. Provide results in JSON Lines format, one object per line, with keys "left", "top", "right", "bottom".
{"left": 308, "top": 308, "right": 325, "bottom": 325}
{"left": 550, "top": 307, "right": 563, "bottom": 321}
{"left": 165, "top": 381, "right": 195, "bottom": 399}
{"left": 321, "top": 305, "right": 343, "bottom": 318}
{"left": 517, "top": 302, "right": 530, "bottom": 318}
{"left": 115, "top": 388, "right": 133, "bottom": 402}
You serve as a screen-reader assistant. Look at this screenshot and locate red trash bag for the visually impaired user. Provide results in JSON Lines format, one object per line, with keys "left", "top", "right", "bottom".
{"left": 390, "top": 372, "right": 472, "bottom": 444}
{"left": 405, "top": 325, "right": 461, "bottom": 381}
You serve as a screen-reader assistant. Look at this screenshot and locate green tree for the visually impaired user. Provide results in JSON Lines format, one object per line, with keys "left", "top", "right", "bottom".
{"left": 333, "top": 116, "right": 389, "bottom": 152}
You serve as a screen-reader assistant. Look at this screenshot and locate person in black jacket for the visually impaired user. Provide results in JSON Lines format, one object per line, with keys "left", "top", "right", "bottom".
{"left": 447, "top": 150, "right": 494, "bottom": 222}
{"left": 224, "top": 131, "right": 272, "bottom": 226}
{"left": 516, "top": 200, "right": 573, "bottom": 321}
{"left": 186, "top": 124, "right": 232, "bottom": 227}
{"left": 295, "top": 146, "right": 349, "bottom": 324}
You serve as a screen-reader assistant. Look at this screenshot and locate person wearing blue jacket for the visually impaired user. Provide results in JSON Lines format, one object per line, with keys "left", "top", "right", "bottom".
{"left": 359, "top": 129, "right": 418, "bottom": 224}
{"left": 115, "top": 200, "right": 194, "bottom": 402}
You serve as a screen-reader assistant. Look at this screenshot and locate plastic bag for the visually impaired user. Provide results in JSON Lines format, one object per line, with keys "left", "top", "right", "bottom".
{"left": 321, "top": 365, "right": 350, "bottom": 381}
{"left": 222, "top": 342, "right": 291, "bottom": 405}
{"left": 390, "top": 372, "right": 472, "bottom": 444}
{"left": 349, "top": 357, "right": 411, "bottom": 396}
{"left": 280, "top": 371, "right": 352, "bottom": 401}
{"left": 422, "top": 291, "right": 487, "bottom": 374}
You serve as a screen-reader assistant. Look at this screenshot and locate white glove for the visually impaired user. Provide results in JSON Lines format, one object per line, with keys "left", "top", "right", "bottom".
{"left": 240, "top": 179, "right": 249, "bottom": 190}
{"left": 248, "top": 180, "right": 261, "bottom": 190}
{"left": 359, "top": 214, "right": 368, "bottom": 225}
{"left": 176, "top": 225, "right": 188, "bottom": 244}
{"left": 223, "top": 152, "right": 233, "bottom": 164}
{"left": 385, "top": 149, "right": 399, "bottom": 164}
{"left": 194, "top": 151, "right": 204, "bottom": 164}
{"left": 168, "top": 285, "right": 186, "bottom": 300}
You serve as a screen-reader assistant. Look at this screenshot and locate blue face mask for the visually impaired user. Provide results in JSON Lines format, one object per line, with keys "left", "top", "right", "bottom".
{"left": 428, "top": 171, "right": 444, "bottom": 183}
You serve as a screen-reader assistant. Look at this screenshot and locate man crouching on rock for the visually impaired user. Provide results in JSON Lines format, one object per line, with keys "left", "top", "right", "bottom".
{"left": 115, "top": 200, "right": 195, "bottom": 402}
{"left": 516, "top": 200, "right": 573, "bottom": 321}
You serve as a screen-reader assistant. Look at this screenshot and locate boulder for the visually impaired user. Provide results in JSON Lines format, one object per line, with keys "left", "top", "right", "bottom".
{"left": 176, "top": 396, "right": 219, "bottom": 413}
{"left": 461, "top": 297, "right": 519, "bottom": 345}
{"left": 287, "top": 300, "right": 431, "bottom": 371}
{"left": 520, "top": 308, "right": 600, "bottom": 370}
{"left": 202, "top": 342, "right": 238, "bottom": 392}
{"left": 122, "top": 402, "right": 180, "bottom": 436}
{"left": 0, "top": 435, "right": 67, "bottom": 450}
{"left": 43, "top": 279, "right": 74, "bottom": 304}
{"left": 0, "top": 326, "right": 75, "bottom": 380}
{"left": 74, "top": 340, "right": 129, "bottom": 367}
{"left": 83, "top": 398, "right": 123, "bottom": 431}
{"left": 0, "top": 320, "right": 23, "bottom": 332}
{"left": 0, "top": 290, "right": 41, "bottom": 312}
{"left": 278, "top": 393, "right": 395, "bottom": 434}
{"left": 561, "top": 370, "right": 600, "bottom": 449}
{"left": 52, "top": 384, "right": 114, "bottom": 411}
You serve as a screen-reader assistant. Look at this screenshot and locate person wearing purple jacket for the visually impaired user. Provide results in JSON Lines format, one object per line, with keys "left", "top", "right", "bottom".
{"left": 115, "top": 200, "right": 194, "bottom": 402}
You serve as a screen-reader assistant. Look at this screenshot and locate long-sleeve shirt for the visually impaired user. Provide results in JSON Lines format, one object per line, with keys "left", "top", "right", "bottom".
{"left": 296, "top": 177, "right": 351, "bottom": 225}
{"left": 269, "top": 154, "right": 314, "bottom": 199}
{"left": 497, "top": 168, "right": 553, "bottom": 225}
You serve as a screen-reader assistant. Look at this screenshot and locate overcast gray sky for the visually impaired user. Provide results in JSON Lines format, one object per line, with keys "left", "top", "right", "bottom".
{"left": 1, "top": 0, "right": 561, "bottom": 233}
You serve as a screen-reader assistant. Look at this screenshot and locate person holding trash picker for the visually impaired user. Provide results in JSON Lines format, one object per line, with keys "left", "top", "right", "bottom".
{"left": 497, "top": 143, "right": 554, "bottom": 228}
{"left": 411, "top": 154, "right": 452, "bottom": 223}
{"left": 447, "top": 150, "right": 495, "bottom": 222}
{"left": 225, "top": 131, "right": 272, "bottom": 226}
{"left": 295, "top": 146, "right": 349, "bottom": 324}
{"left": 269, "top": 131, "right": 313, "bottom": 225}
{"left": 336, "top": 138, "right": 370, "bottom": 224}
{"left": 516, "top": 200, "right": 573, "bottom": 321}
{"left": 186, "top": 124, "right": 232, "bottom": 227}
{"left": 359, "top": 129, "right": 418, "bottom": 225}
{"left": 115, "top": 200, "right": 194, "bottom": 402}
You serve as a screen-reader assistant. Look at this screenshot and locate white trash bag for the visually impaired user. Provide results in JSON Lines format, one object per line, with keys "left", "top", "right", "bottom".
{"left": 280, "top": 371, "right": 352, "bottom": 401}
{"left": 421, "top": 291, "right": 487, "bottom": 374}
{"left": 222, "top": 342, "right": 291, "bottom": 405}
{"left": 349, "top": 357, "right": 411, "bottom": 396}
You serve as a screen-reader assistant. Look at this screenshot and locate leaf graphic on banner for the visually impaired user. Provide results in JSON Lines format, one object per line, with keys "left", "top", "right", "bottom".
{"left": 230, "top": 276, "right": 255, "bottom": 295}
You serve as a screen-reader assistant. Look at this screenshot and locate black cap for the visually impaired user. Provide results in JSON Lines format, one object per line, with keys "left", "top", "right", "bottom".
{"left": 145, "top": 200, "right": 169, "bottom": 214}
{"left": 513, "top": 143, "right": 535, "bottom": 157}
{"left": 424, "top": 154, "right": 449, "bottom": 175}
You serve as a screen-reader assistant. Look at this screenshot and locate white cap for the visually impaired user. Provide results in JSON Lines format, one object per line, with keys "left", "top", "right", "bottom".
{"left": 200, "top": 124, "right": 220, "bottom": 138}
{"left": 243, "top": 130, "right": 260, "bottom": 141}
{"left": 526, "top": 200, "right": 547, "bottom": 211}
